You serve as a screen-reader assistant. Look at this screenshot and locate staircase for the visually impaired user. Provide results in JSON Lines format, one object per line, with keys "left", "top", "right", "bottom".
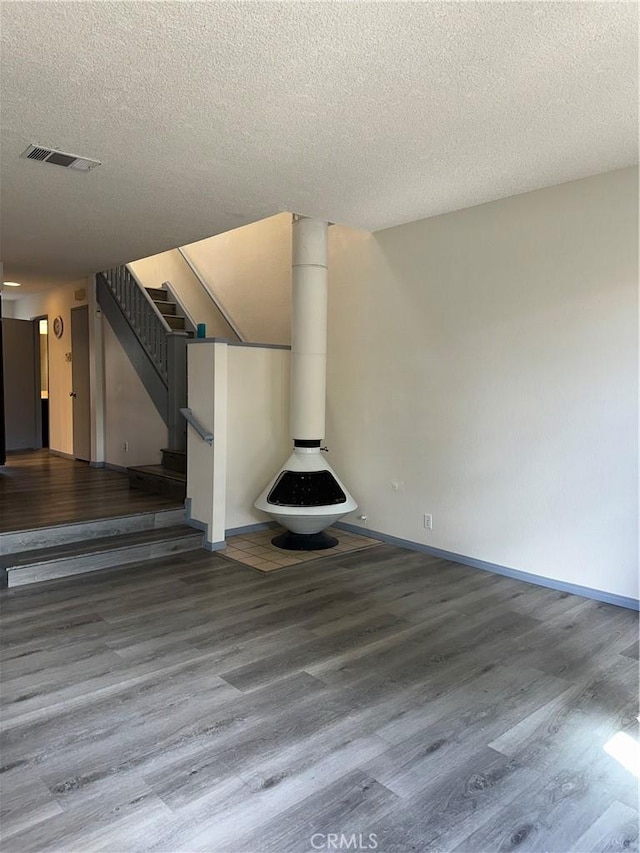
{"left": 145, "top": 285, "right": 189, "bottom": 332}
{"left": 0, "top": 508, "right": 202, "bottom": 587}
{"left": 125, "top": 284, "right": 189, "bottom": 500}
{"left": 128, "top": 447, "right": 186, "bottom": 502}
{"left": 97, "top": 268, "right": 192, "bottom": 500}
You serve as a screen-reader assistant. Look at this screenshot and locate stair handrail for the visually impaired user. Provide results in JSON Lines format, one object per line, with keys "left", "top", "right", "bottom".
{"left": 125, "top": 264, "right": 173, "bottom": 334}
{"left": 100, "top": 267, "right": 173, "bottom": 384}
{"left": 176, "top": 246, "right": 245, "bottom": 342}
{"left": 180, "top": 407, "right": 213, "bottom": 445}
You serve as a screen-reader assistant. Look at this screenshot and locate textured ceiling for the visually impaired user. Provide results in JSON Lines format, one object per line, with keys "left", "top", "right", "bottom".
{"left": 1, "top": 1, "right": 637, "bottom": 291}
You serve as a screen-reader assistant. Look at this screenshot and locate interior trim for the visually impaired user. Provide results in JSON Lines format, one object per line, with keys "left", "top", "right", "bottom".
{"left": 336, "top": 522, "right": 640, "bottom": 612}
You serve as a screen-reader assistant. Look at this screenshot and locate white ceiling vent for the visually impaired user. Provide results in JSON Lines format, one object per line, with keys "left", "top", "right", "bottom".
{"left": 21, "top": 144, "right": 101, "bottom": 172}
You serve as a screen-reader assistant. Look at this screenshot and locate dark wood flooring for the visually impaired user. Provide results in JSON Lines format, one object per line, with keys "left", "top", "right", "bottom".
{"left": 0, "top": 451, "right": 182, "bottom": 532}
{"left": 1, "top": 544, "right": 638, "bottom": 852}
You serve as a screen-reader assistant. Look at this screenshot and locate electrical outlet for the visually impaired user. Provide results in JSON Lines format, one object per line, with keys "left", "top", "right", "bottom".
{"left": 423, "top": 514, "right": 433, "bottom": 530}
{"left": 123, "top": 441, "right": 129, "bottom": 452}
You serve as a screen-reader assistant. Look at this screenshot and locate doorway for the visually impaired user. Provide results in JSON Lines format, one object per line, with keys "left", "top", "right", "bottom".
{"left": 71, "top": 305, "right": 91, "bottom": 462}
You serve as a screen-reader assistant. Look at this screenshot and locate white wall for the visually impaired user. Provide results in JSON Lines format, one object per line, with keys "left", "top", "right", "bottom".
{"left": 11, "top": 280, "right": 166, "bottom": 466}
{"left": 182, "top": 213, "right": 292, "bottom": 345}
{"left": 186, "top": 340, "right": 290, "bottom": 543}
{"left": 186, "top": 341, "right": 227, "bottom": 545}
{"left": 327, "top": 167, "right": 638, "bottom": 602}
{"left": 11, "top": 280, "right": 89, "bottom": 456}
{"left": 102, "top": 316, "right": 167, "bottom": 468}
{"left": 129, "top": 249, "right": 237, "bottom": 339}
{"left": 226, "top": 345, "right": 291, "bottom": 530}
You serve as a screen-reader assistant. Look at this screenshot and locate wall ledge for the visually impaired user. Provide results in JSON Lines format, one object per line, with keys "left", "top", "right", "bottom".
{"left": 187, "top": 337, "right": 291, "bottom": 351}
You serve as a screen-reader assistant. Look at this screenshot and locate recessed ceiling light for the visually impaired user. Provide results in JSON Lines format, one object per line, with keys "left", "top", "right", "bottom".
{"left": 3, "top": 281, "right": 21, "bottom": 287}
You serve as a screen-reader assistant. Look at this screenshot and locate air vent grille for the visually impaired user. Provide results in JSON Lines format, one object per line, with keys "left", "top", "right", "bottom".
{"left": 69, "top": 158, "right": 99, "bottom": 173}
{"left": 26, "top": 146, "right": 51, "bottom": 161}
{"left": 21, "top": 144, "right": 101, "bottom": 172}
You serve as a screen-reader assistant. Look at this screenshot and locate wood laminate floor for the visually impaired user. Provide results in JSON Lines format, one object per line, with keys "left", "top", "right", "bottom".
{"left": 0, "top": 452, "right": 182, "bottom": 532}
{"left": 1, "top": 546, "right": 638, "bottom": 852}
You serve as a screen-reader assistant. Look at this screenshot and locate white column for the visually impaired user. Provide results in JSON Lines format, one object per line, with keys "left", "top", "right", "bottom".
{"left": 186, "top": 340, "right": 227, "bottom": 548}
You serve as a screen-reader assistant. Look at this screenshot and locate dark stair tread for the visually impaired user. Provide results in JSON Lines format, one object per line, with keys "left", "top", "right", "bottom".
{"left": 165, "top": 316, "right": 186, "bottom": 330}
{"left": 146, "top": 287, "right": 168, "bottom": 300}
{"left": 161, "top": 448, "right": 187, "bottom": 475}
{"left": 129, "top": 466, "right": 186, "bottom": 501}
{"left": 129, "top": 464, "right": 186, "bottom": 481}
{"left": 128, "top": 465, "right": 186, "bottom": 482}
{"left": 3, "top": 526, "right": 200, "bottom": 569}
{"left": 153, "top": 301, "right": 177, "bottom": 315}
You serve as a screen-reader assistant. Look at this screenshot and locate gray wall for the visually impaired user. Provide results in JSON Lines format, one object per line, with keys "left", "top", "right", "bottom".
{"left": 2, "top": 318, "right": 37, "bottom": 451}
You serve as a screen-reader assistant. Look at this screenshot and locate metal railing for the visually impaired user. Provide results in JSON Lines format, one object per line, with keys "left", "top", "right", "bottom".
{"left": 100, "top": 265, "right": 170, "bottom": 382}
{"left": 180, "top": 408, "right": 213, "bottom": 445}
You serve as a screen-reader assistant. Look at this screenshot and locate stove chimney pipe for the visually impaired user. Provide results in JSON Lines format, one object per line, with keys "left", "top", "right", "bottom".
{"left": 291, "top": 215, "right": 328, "bottom": 444}
{"left": 254, "top": 215, "right": 357, "bottom": 549}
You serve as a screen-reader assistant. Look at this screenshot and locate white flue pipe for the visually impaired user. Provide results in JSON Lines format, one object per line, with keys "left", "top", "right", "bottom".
{"left": 291, "top": 216, "right": 328, "bottom": 442}
{"left": 254, "top": 214, "right": 357, "bottom": 533}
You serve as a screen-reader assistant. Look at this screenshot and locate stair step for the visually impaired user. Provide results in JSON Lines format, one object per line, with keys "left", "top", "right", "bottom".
{"left": 128, "top": 465, "right": 186, "bottom": 502}
{"left": 146, "top": 287, "right": 168, "bottom": 300}
{"left": 165, "top": 315, "right": 186, "bottom": 331}
{"left": 153, "top": 300, "right": 177, "bottom": 316}
{"left": 129, "top": 465, "right": 185, "bottom": 482}
{"left": 161, "top": 448, "right": 187, "bottom": 475}
{"left": 2, "top": 526, "right": 203, "bottom": 587}
{"left": 0, "top": 508, "right": 185, "bottom": 556}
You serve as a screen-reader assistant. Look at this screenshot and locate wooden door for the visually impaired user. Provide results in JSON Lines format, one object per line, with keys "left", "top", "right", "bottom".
{"left": 2, "top": 318, "right": 38, "bottom": 451}
{"left": 71, "top": 306, "right": 91, "bottom": 461}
